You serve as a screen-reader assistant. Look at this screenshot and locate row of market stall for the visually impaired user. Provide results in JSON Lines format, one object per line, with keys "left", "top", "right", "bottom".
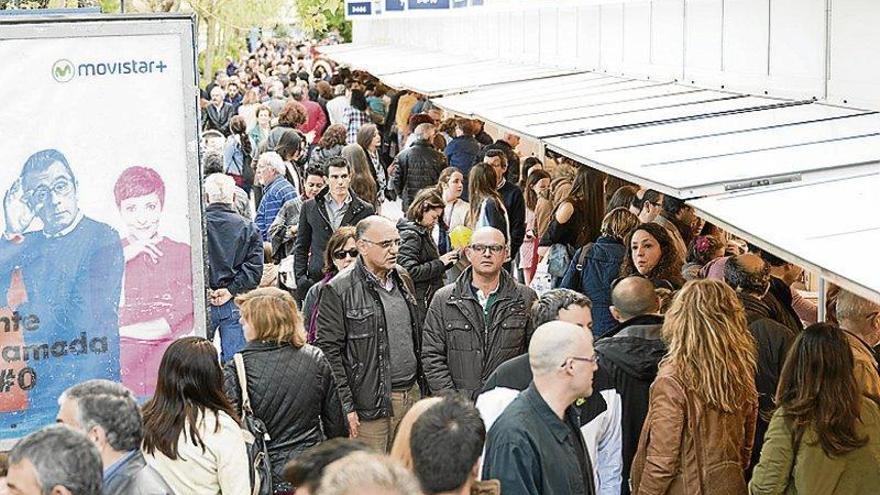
{"left": 318, "top": 43, "right": 880, "bottom": 305}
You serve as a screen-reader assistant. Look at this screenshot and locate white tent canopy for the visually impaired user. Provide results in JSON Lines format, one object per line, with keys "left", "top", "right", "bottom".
{"left": 317, "top": 42, "right": 880, "bottom": 302}
{"left": 690, "top": 172, "right": 880, "bottom": 301}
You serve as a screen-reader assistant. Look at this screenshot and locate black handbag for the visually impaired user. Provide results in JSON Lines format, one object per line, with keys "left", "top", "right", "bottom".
{"left": 233, "top": 353, "right": 273, "bottom": 495}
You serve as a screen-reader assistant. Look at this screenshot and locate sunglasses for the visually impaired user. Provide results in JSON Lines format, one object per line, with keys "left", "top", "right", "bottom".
{"left": 333, "top": 249, "right": 358, "bottom": 260}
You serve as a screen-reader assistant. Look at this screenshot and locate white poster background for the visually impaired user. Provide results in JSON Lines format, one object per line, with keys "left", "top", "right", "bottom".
{"left": 0, "top": 34, "right": 191, "bottom": 243}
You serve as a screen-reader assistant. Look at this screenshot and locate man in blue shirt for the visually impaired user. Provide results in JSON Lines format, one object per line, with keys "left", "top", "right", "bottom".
{"left": 57, "top": 379, "right": 173, "bottom": 494}
{"left": 1, "top": 149, "right": 123, "bottom": 440}
{"left": 254, "top": 151, "right": 297, "bottom": 241}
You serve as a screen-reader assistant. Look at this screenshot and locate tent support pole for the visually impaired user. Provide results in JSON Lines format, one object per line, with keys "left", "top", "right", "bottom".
{"left": 818, "top": 276, "right": 827, "bottom": 323}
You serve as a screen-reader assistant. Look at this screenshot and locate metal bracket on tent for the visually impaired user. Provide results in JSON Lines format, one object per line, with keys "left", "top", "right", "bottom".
{"left": 723, "top": 173, "right": 802, "bottom": 192}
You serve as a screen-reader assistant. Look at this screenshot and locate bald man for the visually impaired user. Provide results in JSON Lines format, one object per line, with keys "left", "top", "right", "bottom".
{"left": 316, "top": 216, "right": 424, "bottom": 453}
{"left": 422, "top": 227, "right": 537, "bottom": 400}
{"left": 483, "top": 322, "right": 598, "bottom": 495}
{"left": 594, "top": 276, "right": 665, "bottom": 495}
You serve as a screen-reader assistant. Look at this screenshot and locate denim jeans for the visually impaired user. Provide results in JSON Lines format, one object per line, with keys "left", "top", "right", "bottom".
{"left": 209, "top": 299, "right": 246, "bottom": 363}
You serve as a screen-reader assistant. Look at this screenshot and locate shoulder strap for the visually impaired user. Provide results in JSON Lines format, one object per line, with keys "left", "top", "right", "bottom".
{"left": 233, "top": 353, "right": 253, "bottom": 414}
{"left": 575, "top": 242, "right": 594, "bottom": 271}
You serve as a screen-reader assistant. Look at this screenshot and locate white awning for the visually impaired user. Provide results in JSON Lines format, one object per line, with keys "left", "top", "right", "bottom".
{"left": 380, "top": 61, "right": 582, "bottom": 97}
{"left": 544, "top": 105, "right": 880, "bottom": 198}
{"left": 318, "top": 43, "right": 468, "bottom": 77}
{"left": 690, "top": 172, "right": 880, "bottom": 301}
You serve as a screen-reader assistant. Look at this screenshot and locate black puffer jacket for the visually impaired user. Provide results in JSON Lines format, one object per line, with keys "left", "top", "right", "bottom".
{"left": 315, "top": 259, "right": 425, "bottom": 421}
{"left": 396, "top": 218, "right": 449, "bottom": 320}
{"left": 421, "top": 268, "right": 537, "bottom": 400}
{"left": 594, "top": 314, "right": 666, "bottom": 495}
{"left": 223, "top": 342, "right": 347, "bottom": 487}
{"left": 391, "top": 138, "right": 447, "bottom": 209}
{"left": 293, "top": 188, "right": 375, "bottom": 300}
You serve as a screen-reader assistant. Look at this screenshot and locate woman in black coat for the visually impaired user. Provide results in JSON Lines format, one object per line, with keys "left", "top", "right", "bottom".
{"left": 397, "top": 188, "right": 459, "bottom": 322}
{"left": 224, "top": 287, "right": 347, "bottom": 493}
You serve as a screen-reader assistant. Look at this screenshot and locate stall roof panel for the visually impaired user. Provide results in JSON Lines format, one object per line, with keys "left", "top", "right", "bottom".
{"left": 381, "top": 61, "right": 582, "bottom": 97}
{"left": 563, "top": 103, "right": 868, "bottom": 151}
{"left": 536, "top": 95, "right": 780, "bottom": 138}
{"left": 435, "top": 72, "right": 623, "bottom": 115}
{"left": 690, "top": 173, "right": 880, "bottom": 301}
{"left": 595, "top": 112, "right": 880, "bottom": 169}
{"left": 545, "top": 101, "right": 880, "bottom": 197}
{"left": 319, "top": 44, "right": 472, "bottom": 76}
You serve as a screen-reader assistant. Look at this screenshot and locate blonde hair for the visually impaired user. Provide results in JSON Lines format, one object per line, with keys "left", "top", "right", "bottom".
{"left": 389, "top": 397, "right": 442, "bottom": 470}
{"left": 600, "top": 207, "right": 640, "bottom": 241}
{"left": 661, "top": 279, "right": 758, "bottom": 413}
{"left": 318, "top": 452, "right": 422, "bottom": 495}
{"left": 235, "top": 287, "right": 306, "bottom": 348}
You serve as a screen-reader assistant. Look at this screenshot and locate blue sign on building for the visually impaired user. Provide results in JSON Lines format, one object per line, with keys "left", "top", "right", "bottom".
{"left": 386, "top": 0, "right": 405, "bottom": 11}
{"left": 452, "top": 0, "right": 467, "bottom": 7}
{"left": 407, "top": 0, "right": 451, "bottom": 10}
{"left": 347, "top": 2, "right": 372, "bottom": 15}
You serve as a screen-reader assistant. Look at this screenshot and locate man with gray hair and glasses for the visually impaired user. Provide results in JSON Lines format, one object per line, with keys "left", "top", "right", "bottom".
{"left": 6, "top": 424, "right": 102, "bottom": 495}
{"left": 56, "top": 380, "right": 172, "bottom": 495}
{"left": 835, "top": 289, "right": 880, "bottom": 397}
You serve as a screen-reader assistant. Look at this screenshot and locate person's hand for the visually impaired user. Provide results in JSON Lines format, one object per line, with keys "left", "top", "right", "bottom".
{"left": 439, "top": 251, "right": 459, "bottom": 267}
{"left": 347, "top": 411, "right": 360, "bottom": 438}
{"left": 287, "top": 224, "right": 298, "bottom": 237}
{"left": 387, "top": 162, "right": 397, "bottom": 177}
{"left": 3, "top": 179, "right": 35, "bottom": 235}
{"left": 210, "top": 288, "right": 233, "bottom": 307}
{"left": 123, "top": 238, "right": 164, "bottom": 263}
{"left": 638, "top": 202, "right": 661, "bottom": 223}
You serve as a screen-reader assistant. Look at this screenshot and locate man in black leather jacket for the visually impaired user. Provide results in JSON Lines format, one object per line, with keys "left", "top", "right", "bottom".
{"left": 57, "top": 380, "right": 174, "bottom": 495}
{"left": 315, "top": 216, "right": 425, "bottom": 453}
{"left": 391, "top": 123, "right": 448, "bottom": 209}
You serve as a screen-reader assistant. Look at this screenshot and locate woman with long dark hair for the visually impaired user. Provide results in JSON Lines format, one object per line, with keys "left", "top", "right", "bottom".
{"left": 620, "top": 222, "right": 686, "bottom": 289}
{"left": 465, "top": 162, "right": 509, "bottom": 247}
{"left": 356, "top": 123, "right": 386, "bottom": 199}
{"left": 632, "top": 279, "right": 758, "bottom": 494}
{"left": 520, "top": 169, "right": 551, "bottom": 284}
{"left": 301, "top": 226, "right": 359, "bottom": 342}
{"left": 539, "top": 164, "right": 605, "bottom": 250}
{"left": 750, "top": 323, "right": 880, "bottom": 494}
{"left": 224, "top": 115, "right": 255, "bottom": 194}
{"left": 143, "top": 337, "right": 250, "bottom": 495}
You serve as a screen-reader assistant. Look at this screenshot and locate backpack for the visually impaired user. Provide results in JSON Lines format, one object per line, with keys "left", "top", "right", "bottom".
{"left": 562, "top": 242, "right": 594, "bottom": 293}
{"left": 233, "top": 353, "right": 273, "bottom": 495}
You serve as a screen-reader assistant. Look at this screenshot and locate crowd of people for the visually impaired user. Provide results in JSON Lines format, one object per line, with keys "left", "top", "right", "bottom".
{"left": 3, "top": 36, "right": 880, "bottom": 495}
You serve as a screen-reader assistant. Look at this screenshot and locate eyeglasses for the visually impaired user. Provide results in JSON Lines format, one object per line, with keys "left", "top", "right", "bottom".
{"left": 562, "top": 355, "right": 597, "bottom": 367}
{"left": 467, "top": 243, "right": 505, "bottom": 254}
{"left": 361, "top": 238, "right": 401, "bottom": 249}
{"left": 333, "top": 248, "right": 359, "bottom": 260}
{"left": 24, "top": 179, "right": 74, "bottom": 205}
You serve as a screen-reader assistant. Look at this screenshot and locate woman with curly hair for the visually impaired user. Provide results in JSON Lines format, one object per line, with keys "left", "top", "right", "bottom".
{"left": 631, "top": 279, "right": 759, "bottom": 495}
{"left": 681, "top": 235, "right": 725, "bottom": 281}
{"left": 620, "top": 222, "right": 686, "bottom": 290}
{"left": 308, "top": 123, "right": 347, "bottom": 170}
{"left": 750, "top": 323, "right": 880, "bottom": 494}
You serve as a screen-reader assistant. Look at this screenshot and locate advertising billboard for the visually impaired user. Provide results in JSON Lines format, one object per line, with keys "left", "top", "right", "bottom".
{"left": 0, "top": 14, "right": 205, "bottom": 445}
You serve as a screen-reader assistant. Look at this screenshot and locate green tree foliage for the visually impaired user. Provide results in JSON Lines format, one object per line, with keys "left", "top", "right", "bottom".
{"left": 295, "top": 0, "right": 351, "bottom": 41}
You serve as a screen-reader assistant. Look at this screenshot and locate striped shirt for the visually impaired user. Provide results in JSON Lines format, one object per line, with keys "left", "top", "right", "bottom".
{"left": 255, "top": 175, "right": 297, "bottom": 241}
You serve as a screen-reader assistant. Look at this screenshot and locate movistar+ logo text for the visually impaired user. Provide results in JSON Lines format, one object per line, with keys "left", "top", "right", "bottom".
{"left": 52, "top": 58, "right": 168, "bottom": 83}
